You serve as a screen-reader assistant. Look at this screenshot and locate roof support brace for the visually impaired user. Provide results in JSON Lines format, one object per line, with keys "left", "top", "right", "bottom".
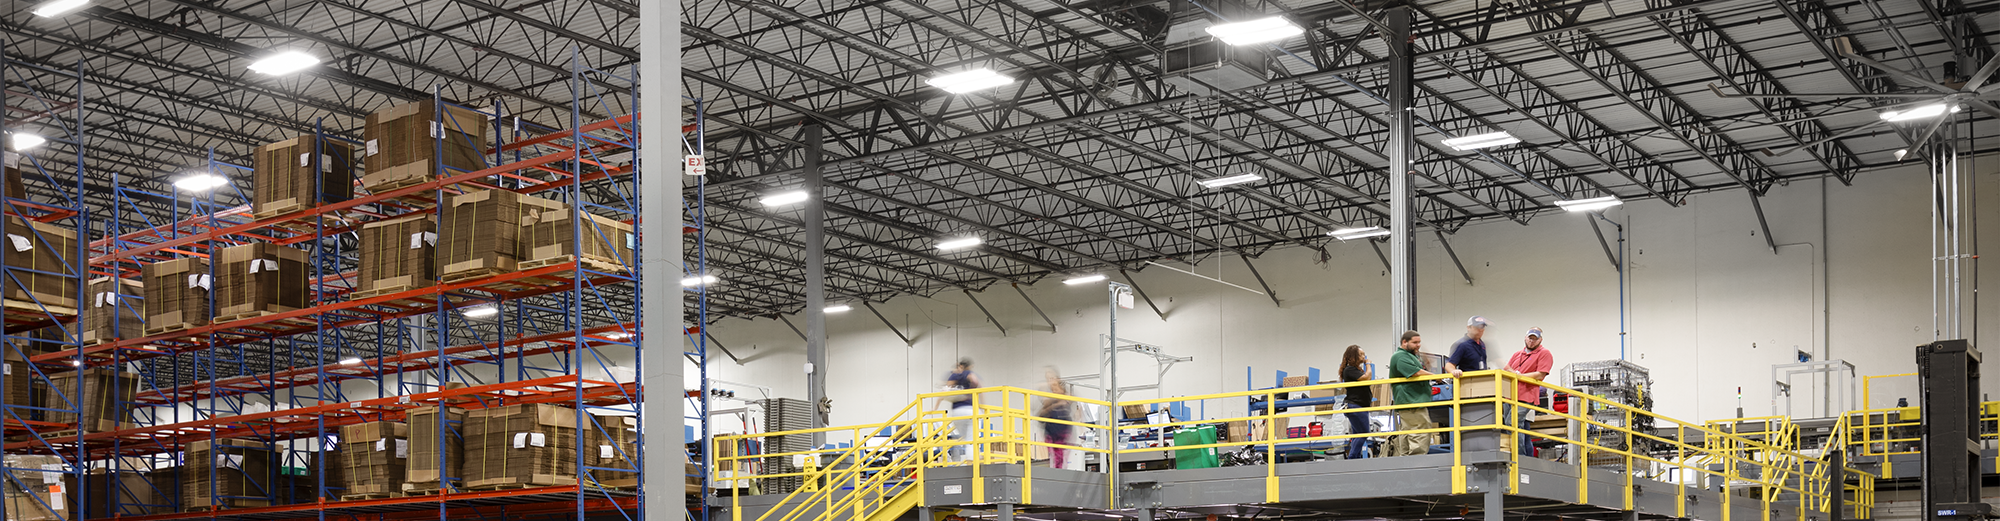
{"left": 1750, "top": 193, "right": 1779, "bottom": 253}
{"left": 963, "top": 289, "right": 1008, "bottom": 337}
{"left": 1436, "top": 232, "right": 1473, "bottom": 285}
{"left": 1120, "top": 269, "right": 1166, "bottom": 320}
{"left": 1241, "top": 256, "right": 1281, "bottom": 308}
{"left": 1014, "top": 283, "right": 1058, "bottom": 333}
{"left": 863, "top": 301, "right": 913, "bottom": 346}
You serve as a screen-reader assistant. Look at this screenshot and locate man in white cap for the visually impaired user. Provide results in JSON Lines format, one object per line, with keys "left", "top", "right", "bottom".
{"left": 1504, "top": 327, "right": 1554, "bottom": 456}
{"left": 1445, "top": 316, "right": 1490, "bottom": 379}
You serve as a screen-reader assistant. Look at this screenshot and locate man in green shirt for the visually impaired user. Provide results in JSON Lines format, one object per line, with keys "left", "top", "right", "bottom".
{"left": 1388, "top": 331, "right": 1435, "bottom": 456}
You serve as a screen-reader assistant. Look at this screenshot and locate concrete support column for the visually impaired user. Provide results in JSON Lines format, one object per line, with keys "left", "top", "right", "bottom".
{"left": 1385, "top": 4, "right": 1417, "bottom": 334}
{"left": 637, "top": 0, "right": 685, "bottom": 518}
{"left": 804, "top": 125, "right": 828, "bottom": 447}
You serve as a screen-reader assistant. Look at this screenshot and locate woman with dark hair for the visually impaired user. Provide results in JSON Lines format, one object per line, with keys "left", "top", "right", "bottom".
{"left": 1339, "top": 345, "right": 1374, "bottom": 459}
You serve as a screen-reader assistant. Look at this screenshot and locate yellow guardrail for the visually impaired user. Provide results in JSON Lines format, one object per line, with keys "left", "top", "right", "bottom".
{"left": 711, "top": 387, "right": 1115, "bottom": 521}
{"left": 1114, "top": 370, "right": 1870, "bottom": 521}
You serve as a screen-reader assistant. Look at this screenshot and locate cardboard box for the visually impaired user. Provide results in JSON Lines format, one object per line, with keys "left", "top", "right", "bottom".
{"left": 1279, "top": 375, "right": 1310, "bottom": 388}
{"left": 357, "top": 215, "right": 436, "bottom": 295}
{"left": 42, "top": 368, "right": 136, "bottom": 433}
{"left": 2, "top": 216, "right": 78, "bottom": 311}
{"left": 1457, "top": 374, "right": 1515, "bottom": 400}
{"left": 521, "top": 208, "right": 633, "bottom": 270}
{"left": 1309, "top": 382, "right": 1340, "bottom": 412}
{"left": 142, "top": 257, "right": 209, "bottom": 332}
{"left": 339, "top": 421, "right": 408, "bottom": 496}
{"left": 215, "top": 243, "right": 307, "bottom": 320}
{"left": 1121, "top": 404, "right": 1147, "bottom": 420}
{"left": 252, "top": 135, "right": 355, "bottom": 217}
{"left": 73, "top": 468, "right": 170, "bottom": 517}
{"left": 361, "top": 100, "right": 489, "bottom": 191}
{"left": 1222, "top": 420, "right": 1251, "bottom": 443}
{"left": 4, "top": 455, "right": 64, "bottom": 521}
{"left": 182, "top": 439, "right": 272, "bottom": 510}
{"left": 582, "top": 413, "right": 639, "bottom": 486}
{"left": 404, "top": 406, "right": 464, "bottom": 488}
{"left": 80, "top": 277, "right": 144, "bottom": 345}
{"left": 3, "top": 165, "right": 25, "bottom": 201}
{"left": 439, "top": 190, "right": 557, "bottom": 277}
{"left": 463, "top": 404, "right": 578, "bottom": 489}
{"left": 1250, "top": 416, "right": 1289, "bottom": 441}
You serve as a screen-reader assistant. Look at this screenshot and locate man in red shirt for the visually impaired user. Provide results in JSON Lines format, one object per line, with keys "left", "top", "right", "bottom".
{"left": 1504, "top": 327, "right": 1554, "bottom": 457}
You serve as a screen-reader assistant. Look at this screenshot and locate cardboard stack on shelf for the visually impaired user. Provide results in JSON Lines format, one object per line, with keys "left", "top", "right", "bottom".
{"left": 520, "top": 206, "right": 633, "bottom": 272}
{"left": 214, "top": 243, "right": 307, "bottom": 323}
{"left": 438, "top": 189, "right": 560, "bottom": 282}
{"left": 581, "top": 413, "right": 638, "bottom": 488}
{"left": 354, "top": 215, "right": 436, "bottom": 300}
{"left": 402, "top": 406, "right": 464, "bottom": 493}
{"left": 361, "top": 100, "right": 489, "bottom": 196}
{"left": 42, "top": 368, "right": 136, "bottom": 433}
{"left": 142, "top": 257, "right": 209, "bottom": 334}
{"left": 182, "top": 439, "right": 273, "bottom": 510}
{"left": 252, "top": 135, "right": 354, "bottom": 218}
{"left": 3, "top": 163, "right": 26, "bottom": 200}
{"left": 3, "top": 455, "right": 64, "bottom": 521}
{"left": 337, "top": 421, "right": 408, "bottom": 499}
{"left": 2, "top": 216, "right": 78, "bottom": 313}
{"left": 79, "top": 277, "right": 144, "bottom": 346}
{"left": 462, "top": 404, "right": 577, "bottom": 490}
{"left": 74, "top": 467, "right": 171, "bottom": 517}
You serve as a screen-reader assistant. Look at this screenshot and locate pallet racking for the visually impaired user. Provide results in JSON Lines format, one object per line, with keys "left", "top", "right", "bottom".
{"left": 1, "top": 51, "right": 707, "bottom": 521}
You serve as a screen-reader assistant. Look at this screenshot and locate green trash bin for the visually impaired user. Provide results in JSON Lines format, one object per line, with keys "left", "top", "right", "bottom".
{"left": 1173, "top": 425, "right": 1220, "bottom": 469}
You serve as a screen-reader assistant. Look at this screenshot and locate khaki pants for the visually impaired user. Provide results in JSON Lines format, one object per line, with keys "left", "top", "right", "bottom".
{"left": 1390, "top": 409, "right": 1435, "bottom": 456}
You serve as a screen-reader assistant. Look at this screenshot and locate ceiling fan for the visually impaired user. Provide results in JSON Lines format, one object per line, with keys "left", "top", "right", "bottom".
{"left": 1707, "top": 36, "right": 1999, "bottom": 158}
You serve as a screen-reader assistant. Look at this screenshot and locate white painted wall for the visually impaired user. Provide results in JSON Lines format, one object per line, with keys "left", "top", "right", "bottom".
{"left": 693, "top": 160, "right": 2000, "bottom": 431}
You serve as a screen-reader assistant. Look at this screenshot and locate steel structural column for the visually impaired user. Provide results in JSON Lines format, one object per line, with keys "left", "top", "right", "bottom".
{"left": 638, "top": 0, "right": 686, "bottom": 520}
{"left": 1386, "top": 5, "right": 1417, "bottom": 335}
{"left": 804, "top": 125, "right": 829, "bottom": 447}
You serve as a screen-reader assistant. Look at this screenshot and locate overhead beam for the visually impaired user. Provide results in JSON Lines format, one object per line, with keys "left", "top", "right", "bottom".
{"left": 1014, "top": 283, "right": 1058, "bottom": 333}
{"left": 1119, "top": 270, "right": 1166, "bottom": 320}
{"left": 862, "top": 301, "right": 913, "bottom": 346}
{"left": 1240, "top": 256, "right": 1281, "bottom": 308}
{"left": 1435, "top": 232, "right": 1473, "bottom": 285}
{"left": 963, "top": 290, "right": 1007, "bottom": 337}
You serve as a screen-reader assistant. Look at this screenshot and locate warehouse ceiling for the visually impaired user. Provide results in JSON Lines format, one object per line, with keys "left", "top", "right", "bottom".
{"left": 5, "top": 0, "right": 2000, "bottom": 321}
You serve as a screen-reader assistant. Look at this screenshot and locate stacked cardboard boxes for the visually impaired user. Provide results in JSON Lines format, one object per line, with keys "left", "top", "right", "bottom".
{"left": 214, "top": 243, "right": 307, "bottom": 322}
{"left": 337, "top": 422, "right": 407, "bottom": 498}
{"left": 3, "top": 216, "right": 77, "bottom": 312}
{"left": 582, "top": 413, "right": 638, "bottom": 487}
{"left": 3, "top": 344, "right": 39, "bottom": 414}
{"left": 402, "top": 406, "right": 463, "bottom": 492}
{"left": 463, "top": 404, "right": 577, "bottom": 489}
{"left": 438, "top": 190, "right": 559, "bottom": 281}
{"left": 361, "top": 100, "right": 489, "bottom": 193}
{"left": 182, "top": 439, "right": 272, "bottom": 510}
{"left": 80, "top": 277, "right": 144, "bottom": 345}
{"left": 74, "top": 468, "right": 170, "bottom": 518}
{"left": 3, "top": 164, "right": 24, "bottom": 200}
{"left": 520, "top": 207, "right": 633, "bottom": 271}
{"left": 252, "top": 136, "right": 355, "bottom": 218}
{"left": 355, "top": 215, "right": 436, "bottom": 297}
{"left": 42, "top": 368, "right": 135, "bottom": 433}
{"left": 142, "top": 257, "right": 209, "bottom": 334}
{"left": 4, "top": 455, "right": 64, "bottom": 521}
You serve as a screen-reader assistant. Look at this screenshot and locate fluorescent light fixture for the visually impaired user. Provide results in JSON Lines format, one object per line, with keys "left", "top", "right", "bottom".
{"left": 173, "top": 172, "right": 228, "bottom": 192}
{"left": 248, "top": 51, "right": 321, "bottom": 76}
{"left": 462, "top": 305, "right": 498, "bottom": 317}
{"left": 926, "top": 68, "right": 1015, "bottom": 94}
{"left": 936, "top": 236, "right": 983, "bottom": 251}
{"left": 1328, "top": 226, "right": 1390, "bottom": 241}
{"left": 1063, "top": 274, "right": 1107, "bottom": 285}
{"left": 1196, "top": 173, "right": 1263, "bottom": 189}
{"left": 759, "top": 190, "right": 809, "bottom": 207}
{"left": 1555, "top": 195, "right": 1623, "bottom": 212}
{"left": 1204, "top": 16, "right": 1305, "bottom": 46}
{"left": 1440, "top": 131, "right": 1520, "bottom": 151}
{"left": 69, "top": 360, "right": 81, "bottom": 367}
{"left": 32, "top": 0, "right": 87, "bottom": 17}
{"left": 339, "top": 357, "right": 362, "bottom": 366}
{"left": 1880, "top": 103, "right": 1949, "bottom": 122}
{"left": 604, "top": 332, "right": 633, "bottom": 340}
{"left": 10, "top": 134, "right": 46, "bottom": 151}
{"left": 824, "top": 304, "right": 853, "bottom": 313}
{"left": 681, "top": 274, "right": 719, "bottom": 287}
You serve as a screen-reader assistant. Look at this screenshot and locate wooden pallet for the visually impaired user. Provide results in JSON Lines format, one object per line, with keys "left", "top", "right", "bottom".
{"left": 440, "top": 267, "right": 512, "bottom": 285}
{"left": 1, "top": 298, "right": 76, "bottom": 317}
{"left": 145, "top": 323, "right": 197, "bottom": 336}
{"left": 348, "top": 285, "right": 436, "bottom": 306}
{"left": 520, "top": 254, "right": 627, "bottom": 273}
{"left": 340, "top": 493, "right": 401, "bottom": 501}
{"left": 464, "top": 482, "right": 532, "bottom": 492}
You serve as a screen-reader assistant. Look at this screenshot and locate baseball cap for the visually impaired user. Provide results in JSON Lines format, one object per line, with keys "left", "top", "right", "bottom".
{"left": 1467, "top": 316, "right": 1490, "bottom": 328}
{"left": 1526, "top": 327, "right": 1543, "bottom": 338}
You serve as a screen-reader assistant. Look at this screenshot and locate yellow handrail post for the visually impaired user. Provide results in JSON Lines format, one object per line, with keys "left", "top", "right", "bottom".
{"left": 1265, "top": 388, "right": 1279, "bottom": 503}
{"left": 971, "top": 391, "right": 985, "bottom": 500}
{"left": 1622, "top": 407, "right": 1634, "bottom": 511}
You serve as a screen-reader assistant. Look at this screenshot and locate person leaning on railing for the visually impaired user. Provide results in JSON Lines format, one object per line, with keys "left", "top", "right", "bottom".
{"left": 1388, "top": 331, "right": 1435, "bottom": 457}
{"left": 1339, "top": 345, "right": 1375, "bottom": 460}
{"left": 1503, "top": 327, "right": 1554, "bottom": 458}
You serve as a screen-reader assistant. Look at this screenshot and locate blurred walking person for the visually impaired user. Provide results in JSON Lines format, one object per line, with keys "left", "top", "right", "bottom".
{"left": 1038, "top": 367, "right": 1077, "bottom": 469}
{"left": 941, "top": 358, "right": 983, "bottom": 462}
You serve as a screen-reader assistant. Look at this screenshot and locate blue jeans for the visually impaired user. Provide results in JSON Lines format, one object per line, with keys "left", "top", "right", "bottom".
{"left": 1344, "top": 411, "right": 1370, "bottom": 459}
{"left": 1515, "top": 404, "right": 1534, "bottom": 457}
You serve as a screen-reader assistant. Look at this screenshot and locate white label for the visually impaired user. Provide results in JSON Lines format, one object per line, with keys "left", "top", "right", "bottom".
{"left": 942, "top": 485, "right": 962, "bottom": 495}
{"left": 40, "top": 464, "right": 60, "bottom": 483}
{"left": 599, "top": 445, "right": 613, "bottom": 459}
{"left": 3, "top": 152, "right": 18, "bottom": 169}
{"left": 300, "top": 153, "right": 311, "bottom": 167}
{"left": 250, "top": 259, "right": 279, "bottom": 273}
{"left": 1117, "top": 290, "right": 1134, "bottom": 310}
{"left": 8, "top": 234, "right": 30, "bottom": 252}
{"left": 530, "top": 432, "right": 546, "bottom": 447}
{"left": 188, "top": 274, "right": 212, "bottom": 290}
{"left": 684, "top": 155, "right": 706, "bottom": 176}
{"left": 396, "top": 439, "right": 408, "bottom": 458}
{"left": 4, "top": 364, "right": 11, "bottom": 375}
{"left": 1520, "top": 474, "right": 1531, "bottom": 484}
{"left": 220, "top": 454, "right": 243, "bottom": 470}
{"left": 410, "top": 232, "right": 436, "bottom": 249}
{"left": 513, "top": 433, "right": 528, "bottom": 448}
{"left": 48, "top": 492, "right": 61, "bottom": 511}
{"left": 366, "top": 139, "right": 379, "bottom": 157}
{"left": 375, "top": 439, "right": 386, "bottom": 452}
{"left": 622, "top": 417, "right": 637, "bottom": 427}
{"left": 429, "top": 121, "right": 443, "bottom": 139}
